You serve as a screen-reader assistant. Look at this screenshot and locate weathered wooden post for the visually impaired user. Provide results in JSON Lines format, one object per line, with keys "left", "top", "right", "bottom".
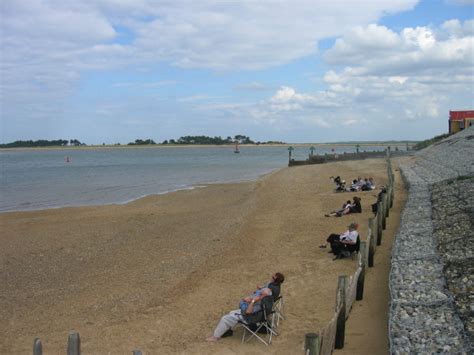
{"left": 33, "top": 338, "right": 42, "bottom": 355}
{"left": 288, "top": 146, "right": 294, "bottom": 164}
{"left": 356, "top": 242, "right": 367, "bottom": 300}
{"left": 380, "top": 197, "right": 387, "bottom": 230}
{"left": 335, "top": 275, "right": 348, "bottom": 349}
{"left": 384, "top": 190, "right": 390, "bottom": 218}
{"left": 304, "top": 333, "right": 320, "bottom": 355}
{"left": 67, "top": 331, "right": 80, "bottom": 355}
{"left": 390, "top": 181, "right": 395, "bottom": 208}
{"left": 368, "top": 218, "right": 375, "bottom": 267}
{"left": 376, "top": 199, "right": 383, "bottom": 245}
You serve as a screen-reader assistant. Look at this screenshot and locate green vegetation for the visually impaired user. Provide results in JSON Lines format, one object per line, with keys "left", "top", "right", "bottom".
{"left": 161, "top": 135, "right": 254, "bottom": 145}
{"left": 1, "top": 135, "right": 283, "bottom": 148}
{"left": 127, "top": 139, "right": 157, "bottom": 145}
{"left": 0, "top": 139, "right": 84, "bottom": 148}
{"left": 413, "top": 133, "right": 450, "bottom": 150}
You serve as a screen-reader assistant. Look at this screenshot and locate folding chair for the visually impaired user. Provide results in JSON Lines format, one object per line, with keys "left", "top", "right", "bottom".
{"left": 267, "top": 282, "right": 285, "bottom": 328}
{"left": 238, "top": 296, "right": 277, "bottom": 345}
{"left": 273, "top": 295, "right": 285, "bottom": 327}
{"left": 341, "top": 236, "right": 360, "bottom": 259}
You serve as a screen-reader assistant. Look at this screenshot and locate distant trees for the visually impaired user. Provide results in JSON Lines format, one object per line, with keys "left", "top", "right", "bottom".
{"left": 69, "top": 139, "right": 82, "bottom": 146}
{"left": 0, "top": 139, "right": 84, "bottom": 148}
{"left": 161, "top": 135, "right": 255, "bottom": 145}
{"left": 127, "top": 139, "right": 156, "bottom": 145}
{"left": 0, "top": 135, "right": 283, "bottom": 148}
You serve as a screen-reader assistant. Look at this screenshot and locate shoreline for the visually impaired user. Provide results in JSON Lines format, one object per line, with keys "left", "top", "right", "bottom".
{"left": 0, "top": 168, "right": 282, "bottom": 214}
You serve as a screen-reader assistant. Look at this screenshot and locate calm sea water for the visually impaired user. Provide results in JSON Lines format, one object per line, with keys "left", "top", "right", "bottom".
{"left": 0, "top": 145, "right": 395, "bottom": 212}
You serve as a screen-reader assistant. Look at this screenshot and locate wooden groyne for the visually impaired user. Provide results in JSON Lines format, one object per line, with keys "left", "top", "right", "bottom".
{"left": 288, "top": 150, "right": 411, "bottom": 166}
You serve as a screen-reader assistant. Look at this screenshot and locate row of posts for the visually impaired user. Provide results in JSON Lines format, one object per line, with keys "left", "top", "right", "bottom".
{"left": 304, "top": 153, "right": 395, "bottom": 354}
{"left": 288, "top": 145, "right": 402, "bottom": 163}
{"left": 33, "top": 332, "right": 143, "bottom": 355}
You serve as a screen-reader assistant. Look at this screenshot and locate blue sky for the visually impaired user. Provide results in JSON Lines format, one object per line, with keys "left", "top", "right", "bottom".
{"left": 1, "top": 0, "right": 473, "bottom": 144}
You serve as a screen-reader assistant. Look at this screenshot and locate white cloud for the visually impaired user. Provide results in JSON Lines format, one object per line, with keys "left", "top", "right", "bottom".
{"left": 220, "top": 19, "right": 473, "bottom": 139}
{"left": 324, "top": 21, "right": 474, "bottom": 77}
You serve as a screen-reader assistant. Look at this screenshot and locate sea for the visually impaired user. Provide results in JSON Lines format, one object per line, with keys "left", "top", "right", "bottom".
{"left": 0, "top": 145, "right": 400, "bottom": 212}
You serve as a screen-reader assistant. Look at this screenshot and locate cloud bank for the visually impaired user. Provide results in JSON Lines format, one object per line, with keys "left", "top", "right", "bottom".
{"left": 1, "top": 0, "right": 473, "bottom": 142}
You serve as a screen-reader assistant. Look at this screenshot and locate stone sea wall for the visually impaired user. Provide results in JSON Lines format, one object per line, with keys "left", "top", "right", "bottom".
{"left": 389, "top": 127, "right": 474, "bottom": 354}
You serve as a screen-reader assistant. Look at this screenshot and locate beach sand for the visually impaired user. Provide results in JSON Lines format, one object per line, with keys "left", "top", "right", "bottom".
{"left": 0, "top": 158, "right": 407, "bottom": 354}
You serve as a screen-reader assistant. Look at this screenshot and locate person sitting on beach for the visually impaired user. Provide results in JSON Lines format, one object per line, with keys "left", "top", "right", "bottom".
{"left": 348, "top": 196, "right": 362, "bottom": 214}
{"left": 325, "top": 200, "right": 352, "bottom": 217}
{"left": 320, "top": 223, "right": 359, "bottom": 258}
{"left": 206, "top": 273, "right": 285, "bottom": 342}
{"left": 361, "top": 177, "right": 376, "bottom": 191}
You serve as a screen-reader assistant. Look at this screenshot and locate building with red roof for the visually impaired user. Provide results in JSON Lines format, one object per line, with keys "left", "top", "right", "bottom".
{"left": 449, "top": 110, "right": 474, "bottom": 134}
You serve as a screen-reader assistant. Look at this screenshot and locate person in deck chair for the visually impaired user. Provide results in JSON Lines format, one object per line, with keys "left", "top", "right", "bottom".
{"left": 320, "top": 223, "right": 359, "bottom": 258}
{"left": 205, "top": 273, "right": 284, "bottom": 342}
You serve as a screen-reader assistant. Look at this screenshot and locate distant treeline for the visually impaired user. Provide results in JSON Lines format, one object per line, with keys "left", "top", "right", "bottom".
{"left": 0, "top": 136, "right": 286, "bottom": 148}
{"left": 128, "top": 135, "right": 287, "bottom": 145}
{"left": 160, "top": 135, "right": 254, "bottom": 145}
{"left": 0, "top": 139, "right": 84, "bottom": 148}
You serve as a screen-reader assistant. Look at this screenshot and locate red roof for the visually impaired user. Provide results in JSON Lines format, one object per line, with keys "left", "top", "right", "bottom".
{"left": 450, "top": 110, "right": 474, "bottom": 121}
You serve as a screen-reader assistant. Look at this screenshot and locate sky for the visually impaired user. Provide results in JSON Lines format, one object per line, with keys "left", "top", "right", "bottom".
{"left": 1, "top": 0, "right": 473, "bottom": 144}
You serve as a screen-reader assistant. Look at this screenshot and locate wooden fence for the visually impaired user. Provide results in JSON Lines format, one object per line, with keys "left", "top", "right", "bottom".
{"left": 289, "top": 149, "right": 411, "bottom": 166}
{"left": 305, "top": 152, "right": 396, "bottom": 355}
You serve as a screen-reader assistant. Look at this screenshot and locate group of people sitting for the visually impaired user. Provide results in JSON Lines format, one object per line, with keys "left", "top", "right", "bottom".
{"left": 206, "top": 272, "right": 285, "bottom": 342}
{"left": 325, "top": 196, "right": 361, "bottom": 217}
{"left": 331, "top": 176, "right": 376, "bottom": 192}
{"left": 320, "top": 222, "right": 360, "bottom": 260}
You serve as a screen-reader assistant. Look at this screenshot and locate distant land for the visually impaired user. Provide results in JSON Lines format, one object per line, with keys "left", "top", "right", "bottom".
{"left": 0, "top": 135, "right": 422, "bottom": 149}
{"left": 0, "top": 135, "right": 276, "bottom": 148}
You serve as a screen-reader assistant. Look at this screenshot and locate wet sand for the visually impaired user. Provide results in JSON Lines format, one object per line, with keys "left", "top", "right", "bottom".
{"left": 0, "top": 158, "right": 406, "bottom": 354}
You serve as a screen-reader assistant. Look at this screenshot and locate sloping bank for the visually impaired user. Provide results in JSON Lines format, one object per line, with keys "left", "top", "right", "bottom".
{"left": 389, "top": 127, "right": 473, "bottom": 354}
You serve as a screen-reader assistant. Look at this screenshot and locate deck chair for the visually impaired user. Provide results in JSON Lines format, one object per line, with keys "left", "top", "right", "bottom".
{"left": 267, "top": 283, "right": 284, "bottom": 327}
{"left": 273, "top": 295, "right": 285, "bottom": 327}
{"left": 238, "top": 296, "right": 277, "bottom": 345}
{"left": 344, "top": 236, "right": 360, "bottom": 259}
{"left": 333, "top": 236, "right": 360, "bottom": 260}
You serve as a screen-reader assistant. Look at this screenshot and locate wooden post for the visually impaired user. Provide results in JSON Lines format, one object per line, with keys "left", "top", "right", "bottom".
{"left": 33, "top": 338, "right": 42, "bottom": 355}
{"left": 384, "top": 191, "right": 390, "bottom": 218}
{"left": 67, "top": 331, "right": 80, "bottom": 355}
{"left": 356, "top": 242, "right": 367, "bottom": 300}
{"left": 368, "top": 219, "right": 375, "bottom": 267}
{"left": 304, "top": 333, "right": 320, "bottom": 355}
{"left": 335, "top": 275, "right": 347, "bottom": 349}
{"left": 376, "top": 200, "right": 383, "bottom": 245}
{"left": 381, "top": 194, "right": 387, "bottom": 230}
{"left": 390, "top": 182, "right": 395, "bottom": 208}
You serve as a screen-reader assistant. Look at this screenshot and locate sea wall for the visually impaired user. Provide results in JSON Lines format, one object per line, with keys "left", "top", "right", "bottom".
{"left": 389, "top": 127, "right": 474, "bottom": 354}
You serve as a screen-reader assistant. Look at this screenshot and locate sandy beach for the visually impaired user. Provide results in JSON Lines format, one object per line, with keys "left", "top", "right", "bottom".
{"left": 0, "top": 157, "right": 407, "bottom": 354}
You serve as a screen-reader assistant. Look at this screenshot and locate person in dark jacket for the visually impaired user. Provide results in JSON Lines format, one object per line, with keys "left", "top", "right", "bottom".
{"left": 349, "top": 196, "right": 362, "bottom": 213}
